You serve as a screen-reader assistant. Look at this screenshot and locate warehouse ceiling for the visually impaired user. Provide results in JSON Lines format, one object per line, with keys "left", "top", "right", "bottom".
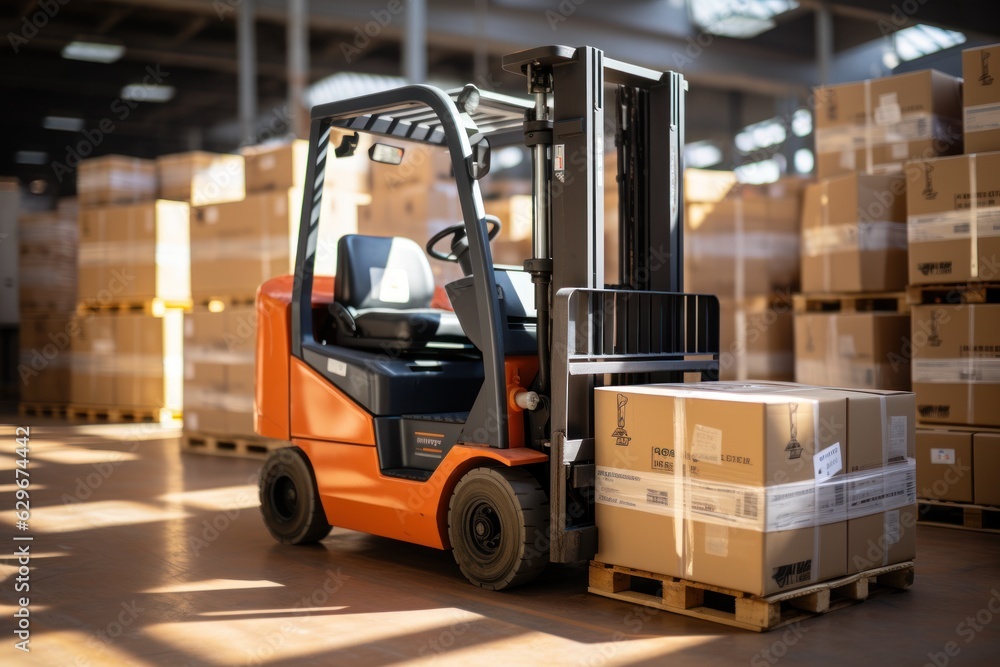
{"left": 2, "top": 0, "right": 998, "bottom": 198}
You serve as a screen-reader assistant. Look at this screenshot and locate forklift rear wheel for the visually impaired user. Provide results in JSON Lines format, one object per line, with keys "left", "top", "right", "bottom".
{"left": 259, "top": 447, "right": 332, "bottom": 545}
{"left": 448, "top": 466, "right": 549, "bottom": 590}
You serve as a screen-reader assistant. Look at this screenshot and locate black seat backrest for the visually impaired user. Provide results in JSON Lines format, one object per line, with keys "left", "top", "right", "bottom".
{"left": 335, "top": 234, "right": 435, "bottom": 311}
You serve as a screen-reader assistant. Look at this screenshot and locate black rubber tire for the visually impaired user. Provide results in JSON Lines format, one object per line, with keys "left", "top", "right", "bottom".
{"left": 448, "top": 466, "right": 549, "bottom": 590}
{"left": 259, "top": 447, "right": 332, "bottom": 545}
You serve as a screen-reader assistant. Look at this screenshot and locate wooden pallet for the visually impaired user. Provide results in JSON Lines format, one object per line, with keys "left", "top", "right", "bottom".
{"left": 193, "top": 295, "right": 256, "bottom": 311}
{"left": 917, "top": 499, "right": 1000, "bottom": 534}
{"left": 67, "top": 404, "right": 178, "bottom": 424}
{"left": 907, "top": 282, "right": 1000, "bottom": 306}
{"left": 77, "top": 298, "right": 193, "bottom": 315}
{"left": 182, "top": 431, "right": 286, "bottom": 459}
{"left": 793, "top": 292, "right": 907, "bottom": 314}
{"left": 18, "top": 402, "right": 69, "bottom": 419}
{"left": 588, "top": 560, "right": 914, "bottom": 632}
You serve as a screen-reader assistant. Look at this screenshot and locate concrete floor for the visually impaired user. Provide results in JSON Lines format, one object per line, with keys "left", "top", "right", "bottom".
{"left": 2, "top": 420, "right": 999, "bottom": 667}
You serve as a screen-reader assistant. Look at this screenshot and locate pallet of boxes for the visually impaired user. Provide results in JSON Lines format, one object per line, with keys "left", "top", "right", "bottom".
{"left": 70, "top": 155, "right": 187, "bottom": 423}
{"left": 181, "top": 139, "right": 370, "bottom": 457}
{"left": 685, "top": 169, "right": 804, "bottom": 382}
{"left": 589, "top": 381, "right": 917, "bottom": 631}
{"left": 906, "top": 44, "right": 1000, "bottom": 533}
{"left": 17, "top": 196, "right": 79, "bottom": 418}
{"left": 795, "top": 67, "right": 964, "bottom": 394}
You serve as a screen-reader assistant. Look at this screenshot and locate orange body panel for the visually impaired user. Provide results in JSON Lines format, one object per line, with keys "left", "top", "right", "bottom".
{"left": 504, "top": 356, "right": 539, "bottom": 448}
{"left": 255, "top": 274, "right": 335, "bottom": 439}
{"left": 290, "top": 357, "right": 375, "bottom": 445}
{"left": 296, "top": 438, "right": 548, "bottom": 549}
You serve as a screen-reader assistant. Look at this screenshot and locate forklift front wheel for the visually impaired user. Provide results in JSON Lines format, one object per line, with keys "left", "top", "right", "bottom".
{"left": 259, "top": 447, "right": 332, "bottom": 545}
{"left": 448, "top": 466, "right": 549, "bottom": 590}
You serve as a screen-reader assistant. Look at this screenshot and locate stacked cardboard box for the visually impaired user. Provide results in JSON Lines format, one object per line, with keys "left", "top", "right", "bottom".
{"left": 905, "top": 44, "right": 1000, "bottom": 511}
{"left": 593, "top": 381, "right": 916, "bottom": 595}
{"left": 183, "top": 138, "right": 371, "bottom": 439}
{"left": 77, "top": 156, "right": 157, "bottom": 206}
{"left": 157, "top": 151, "right": 245, "bottom": 206}
{"left": 17, "top": 199, "right": 79, "bottom": 407}
{"left": 795, "top": 67, "right": 962, "bottom": 392}
{"left": 70, "top": 157, "right": 189, "bottom": 421}
{"left": 795, "top": 172, "right": 911, "bottom": 390}
{"left": 685, "top": 170, "right": 804, "bottom": 381}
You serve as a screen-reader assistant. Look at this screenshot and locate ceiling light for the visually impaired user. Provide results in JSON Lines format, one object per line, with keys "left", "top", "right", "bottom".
{"left": 121, "top": 84, "right": 175, "bottom": 103}
{"left": 689, "top": 0, "right": 799, "bottom": 39}
{"left": 15, "top": 151, "right": 48, "bottom": 165}
{"left": 794, "top": 148, "right": 814, "bottom": 174}
{"left": 791, "top": 108, "right": 812, "bottom": 137}
{"left": 892, "top": 24, "right": 966, "bottom": 62}
{"left": 685, "top": 141, "right": 723, "bottom": 169}
{"left": 43, "top": 116, "right": 85, "bottom": 132}
{"left": 735, "top": 158, "right": 780, "bottom": 184}
{"left": 61, "top": 40, "right": 124, "bottom": 63}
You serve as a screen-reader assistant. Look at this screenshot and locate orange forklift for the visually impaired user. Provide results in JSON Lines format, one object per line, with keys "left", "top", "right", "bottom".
{"left": 254, "top": 45, "right": 720, "bottom": 589}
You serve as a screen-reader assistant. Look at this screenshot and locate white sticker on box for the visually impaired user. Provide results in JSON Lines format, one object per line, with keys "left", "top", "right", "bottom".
{"left": 837, "top": 335, "right": 856, "bottom": 357}
{"left": 891, "top": 142, "right": 909, "bottom": 159}
{"left": 965, "top": 103, "right": 1000, "bottom": 134}
{"left": 326, "top": 358, "right": 347, "bottom": 377}
{"left": 814, "top": 442, "right": 843, "bottom": 482}
{"left": 885, "top": 509, "right": 901, "bottom": 546}
{"left": 930, "top": 448, "right": 955, "bottom": 465}
{"left": 691, "top": 424, "right": 722, "bottom": 465}
{"left": 875, "top": 93, "right": 902, "bottom": 125}
{"left": 705, "top": 524, "right": 729, "bottom": 557}
{"left": 261, "top": 154, "right": 276, "bottom": 171}
{"left": 889, "top": 416, "right": 907, "bottom": 461}
{"left": 205, "top": 207, "right": 219, "bottom": 224}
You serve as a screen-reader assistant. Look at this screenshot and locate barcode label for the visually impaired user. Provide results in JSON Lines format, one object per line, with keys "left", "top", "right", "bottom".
{"left": 742, "top": 492, "right": 758, "bottom": 519}
{"left": 646, "top": 489, "right": 669, "bottom": 506}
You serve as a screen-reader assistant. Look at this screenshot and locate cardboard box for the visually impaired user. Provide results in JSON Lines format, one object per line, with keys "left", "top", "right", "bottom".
{"left": 183, "top": 305, "right": 256, "bottom": 436}
{"left": 18, "top": 316, "right": 74, "bottom": 404}
{"left": 814, "top": 69, "right": 963, "bottom": 179}
{"left": 484, "top": 195, "right": 533, "bottom": 243}
{"left": 963, "top": 44, "right": 1000, "bottom": 154}
{"left": 916, "top": 429, "right": 974, "bottom": 502}
{"left": 911, "top": 304, "right": 1000, "bottom": 427}
{"left": 801, "top": 173, "right": 908, "bottom": 293}
{"left": 837, "top": 388, "right": 916, "bottom": 573}
{"left": 243, "top": 140, "right": 309, "bottom": 193}
{"left": 717, "top": 296, "right": 794, "bottom": 382}
{"left": 973, "top": 432, "right": 1000, "bottom": 506}
{"left": 0, "top": 179, "right": 17, "bottom": 324}
{"left": 685, "top": 194, "right": 801, "bottom": 298}
{"left": 794, "top": 312, "right": 911, "bottom": 391}
{"left": 78, "top": 201, "right": 190, "bottom": 306}
{"left": 905, "top": 152, "right": 1000, "bottom": 285}
{"left": 77, "top": 156, "right": 157, "bottom": 206}
{"left": 69, "top": 314, "right": 116, "bottom": 406}
{"left": 190, "top": 190, "right": 298, "bottom": 300}
{"left": 369, "top": 145, "right": 452, "bottom": 191}
{"left": 18, "top": 208, "right": 78, "bottom": 316}
{"left": 157, "top": 151, "right": 245, "bottom": 206}
{"left": 595, "top": 382, "right": 848, "bottom": 596}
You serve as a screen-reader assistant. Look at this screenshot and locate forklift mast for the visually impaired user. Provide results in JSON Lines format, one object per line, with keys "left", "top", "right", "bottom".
{"left": 503, "top": 46, "right": 719, "bottom": 563}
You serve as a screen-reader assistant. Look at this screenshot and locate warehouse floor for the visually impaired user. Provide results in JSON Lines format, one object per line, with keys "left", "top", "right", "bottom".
{"left": 2, "top": 421, "right": 999, "bottom": 666}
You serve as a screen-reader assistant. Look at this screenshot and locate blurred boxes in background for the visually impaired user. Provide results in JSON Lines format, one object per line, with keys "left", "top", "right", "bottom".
{"left": 910, "top": 303, "right": 1000, "bottom": 428}
{"left": 183, "top": 305, "right": 256, "bottom": 436}
{"left": 157, "top": 151, "right": 245, "bottom": 206}
{"left": 18, "top": 315, "right": 75, "bottom": 405}
{"left": 78, "top": 200, "right": 190, "bottom": 307}
{"left": 0, "top": 179, "right": 18, "bottom": 326}
{"left": 190, "top": 190, "right": 299, "bottom": 301}
{"left": 905, "top": 152, "right": 1000, "bottom": 285}
{"left": 717, "top": 295, "right": 794, "bottom": 381}
{"left": 19, "top": 202, "right": 78, "bottom": 315}
{"left": 794, "top": 309, "right": 911, "bottom": 391}
{"left": 813, "top": 69, "right": 963, "bottom": 180}
{"left": 973, "top": 432, "right": 1000, "bottom": 505}
{"left": 68, "top": 310, "right": 183, "bottom": 418}
{"left": 78, "top": 156, "right": 158, "bottom": 206}
{"left": 963, "top": 44, "right": 1000, "bottom": 154}
{"left": 916, "top": 429, "right": 974, "bottom": 502}
{"left": 801, "top": 172, "right": 908, "bottom": 293}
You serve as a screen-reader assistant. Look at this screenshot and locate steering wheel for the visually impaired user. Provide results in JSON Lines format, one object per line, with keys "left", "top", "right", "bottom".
{"left": 426, "top": 215, "right": 502, "bottom": 262}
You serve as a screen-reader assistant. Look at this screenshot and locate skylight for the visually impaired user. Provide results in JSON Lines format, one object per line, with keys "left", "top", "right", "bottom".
{"left": 893, "top": 24, "right": 966, "bottom": 62}
{"left": 689, "top": 0, "right": 799, "bottom": 39}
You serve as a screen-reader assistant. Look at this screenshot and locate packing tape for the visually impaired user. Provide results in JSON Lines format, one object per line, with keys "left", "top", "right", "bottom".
{"left": 184, "top": 387, "right": 254, "bottom": 413}
{"left": 821, "top": 181, "right": 831, "bottom": 291}
{"left": 686, "top": 232, "right": 799, "bottom": 260}
{"left": 802, "top": 221, "right": 907, "bottom": 257}
{"left": 734, "top": 197, "right": 745, "bottom": 304}
{"left": 911, "top": 357, "right": 1000, "bottom": 383}
{"left": 735, "top": 307, "right": 748, "bottom": 381}
{"left": 672, "top": 395, "right": 689, "bottom": 579}
{"left": 184, "top": 344, "right": 255, "bottom": 365}
{"left": 965, "top": 101, "right": 1000, "bottom": 134}
{"left": 595, "top": 462, "right": 914, "bottom": 531}
{"left": 864, "top": 79, "right": 873, "bottom": 174}
{"left": 969, "top": 306, "right": 976, "bottom": 424}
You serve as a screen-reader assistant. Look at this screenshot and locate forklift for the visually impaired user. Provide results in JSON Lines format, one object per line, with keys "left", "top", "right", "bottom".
{"left": 253, "top": 45, "right": 720, "bottom": 590}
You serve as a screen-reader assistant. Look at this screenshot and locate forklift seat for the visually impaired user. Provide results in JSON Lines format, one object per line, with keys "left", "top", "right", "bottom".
{"left": 333, "top": 235, "right": 469, "bottom": 350}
